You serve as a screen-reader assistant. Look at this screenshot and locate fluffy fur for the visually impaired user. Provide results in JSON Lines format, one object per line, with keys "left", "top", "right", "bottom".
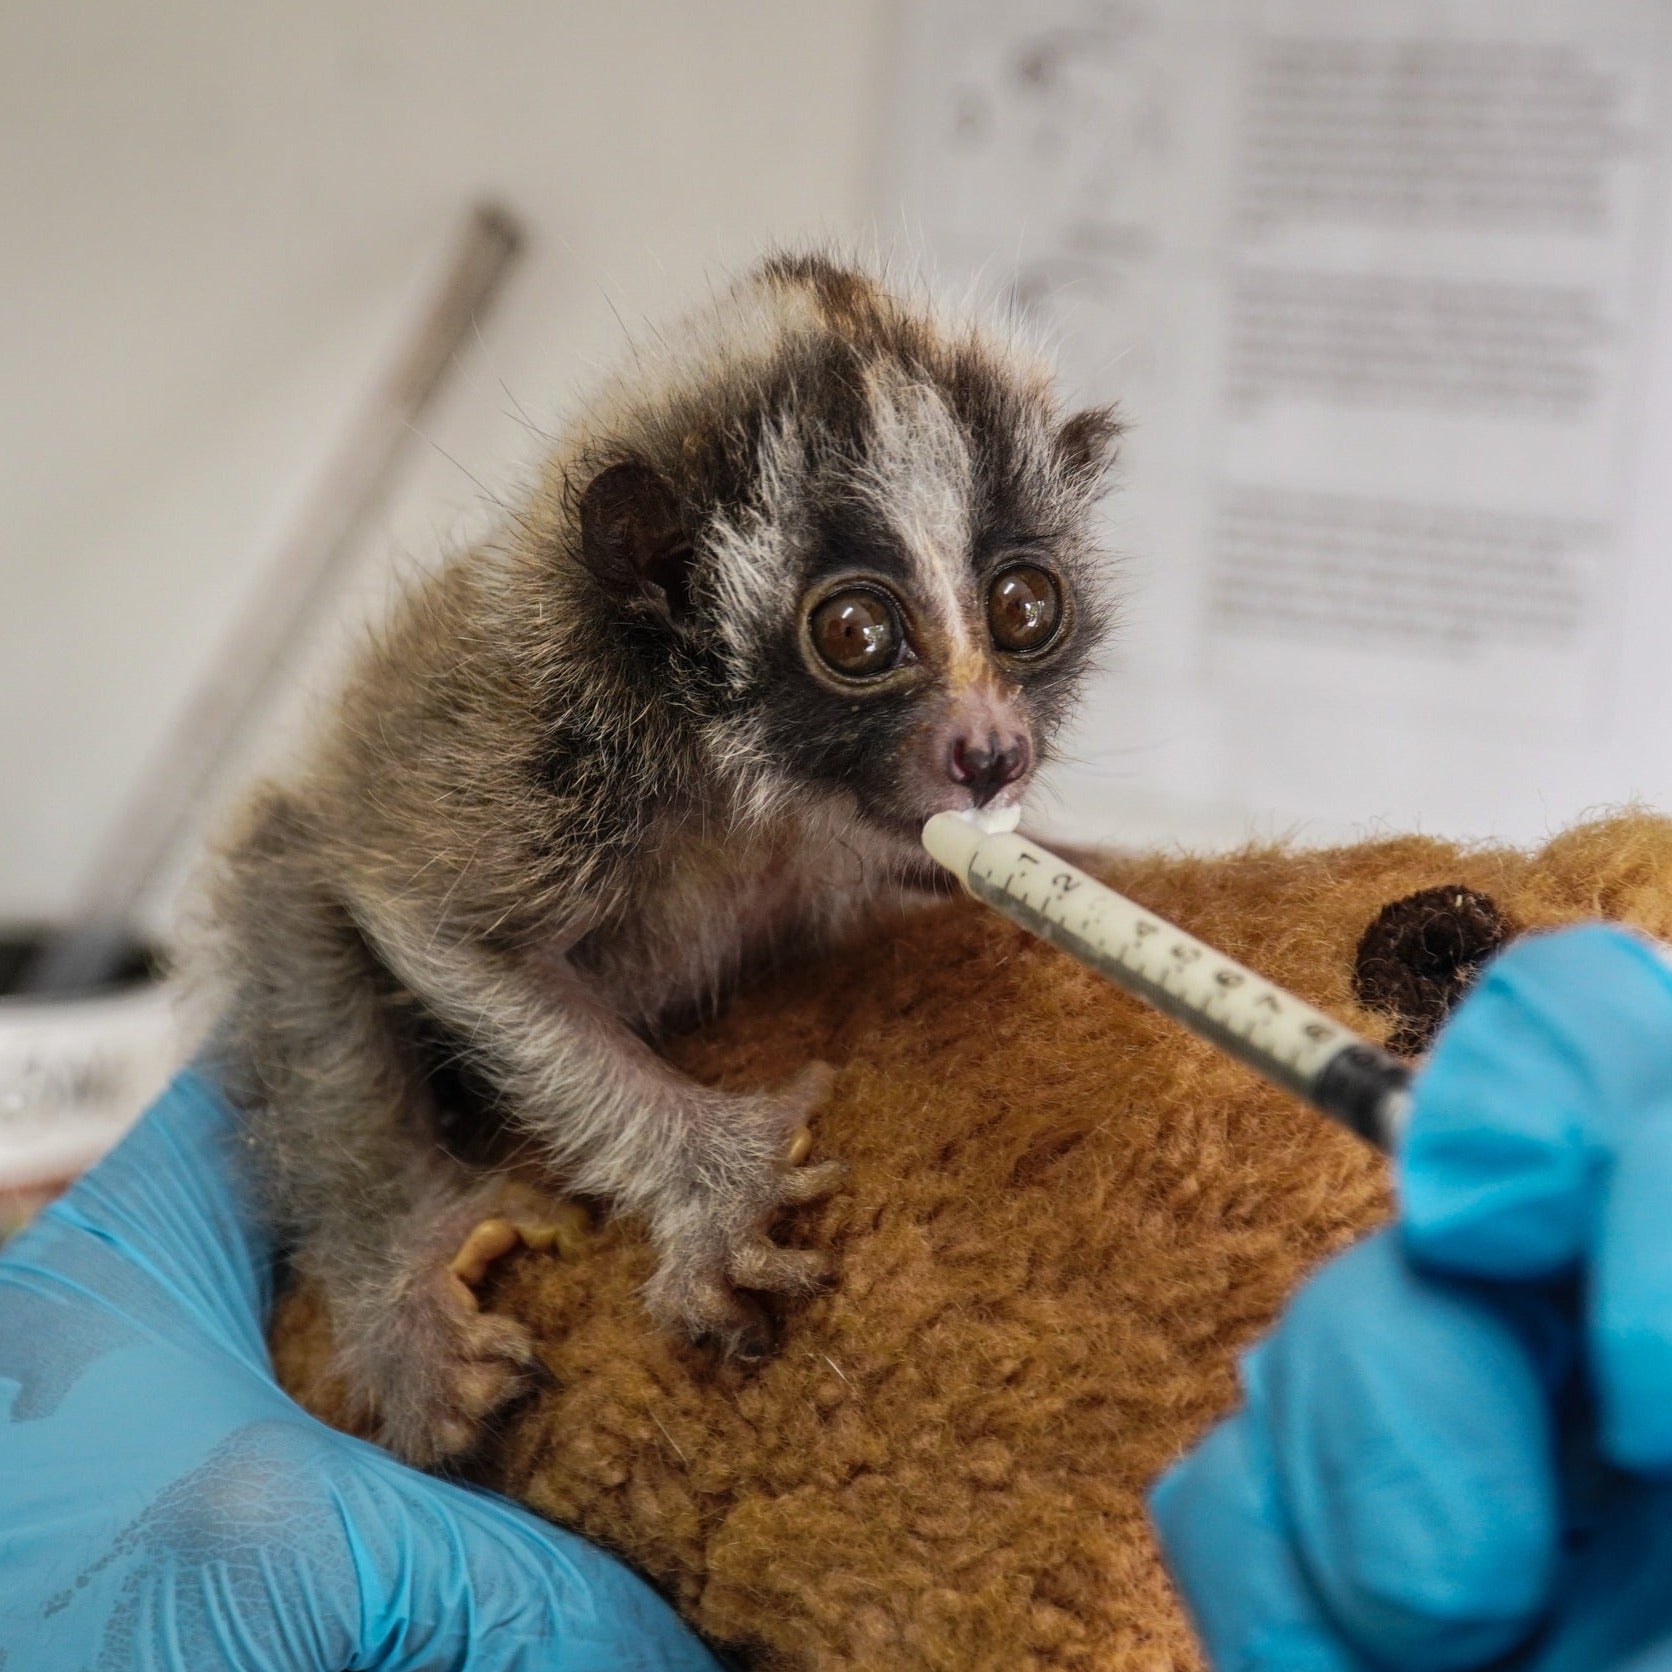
{"left": 198, "top": 252, "right": 1120, "bottom": 1462}
{"left": 274, "top": 813, "right": 1672, "bottom": 1669}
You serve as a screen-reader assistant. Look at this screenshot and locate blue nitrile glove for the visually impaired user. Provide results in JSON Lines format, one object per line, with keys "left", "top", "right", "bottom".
{"left": 1150, "top": 925, "right": 1672, "bottom": 1672}
{"left": 0, "top": 1068, "right": 721, "bottom": 1671}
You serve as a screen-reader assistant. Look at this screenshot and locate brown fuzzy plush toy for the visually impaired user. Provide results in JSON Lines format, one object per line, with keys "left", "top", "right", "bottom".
{"left": 272, "top": 813, "right": 1672, "bottom": 1670}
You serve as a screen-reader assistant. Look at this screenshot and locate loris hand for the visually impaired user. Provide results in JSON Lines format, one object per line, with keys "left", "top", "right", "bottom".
{"left": 641, "top": 1063, "right": 845, "bottom": 1361}
{"left": 0, "top": 1070, "right": 719, "bottom": 1671}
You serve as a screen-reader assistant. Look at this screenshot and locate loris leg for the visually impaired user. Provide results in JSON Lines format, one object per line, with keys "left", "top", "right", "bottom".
{"left": 324, "top": 1162, "right": 554, "bottom": 1465}
{"left": 359, "top": 919, "right": 844, "bottom": 1359}
{"left": 250, "top": 1041, "right": 549, "bottom": 1465}
{"left": 208, "top": 850, "right": 550, "bottom": 1465}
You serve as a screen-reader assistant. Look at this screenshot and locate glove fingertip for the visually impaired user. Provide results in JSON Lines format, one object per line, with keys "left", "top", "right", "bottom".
{"left": 1591, "top": 1104, "right": 1672, "bottom": 1474}
{"left": 1401, "top": 1127, "right": 1588, "bottom": 1278}
{"left": 1150, "top": 1419, "right": 1376, "bottom": 1672}
{"left": 1397, "top": 924, "right": 1672, "bottom": 1280}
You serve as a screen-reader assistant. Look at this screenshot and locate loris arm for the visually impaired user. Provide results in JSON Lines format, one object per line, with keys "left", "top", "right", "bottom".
{"left": 364, "top": 911, "right": 842, "bottom": 1353}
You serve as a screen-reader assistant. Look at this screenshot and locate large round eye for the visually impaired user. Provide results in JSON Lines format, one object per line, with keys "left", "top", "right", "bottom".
{"left": 808, "top": 588, "right": 904, "bottom": 679}
{"left": 988, "top": 564, "right": 1062, "bottom": 655}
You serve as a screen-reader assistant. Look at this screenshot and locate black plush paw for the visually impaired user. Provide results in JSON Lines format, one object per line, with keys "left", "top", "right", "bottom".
{"left": 1353, "top": 884, "right": 1515, "bottom": 1055}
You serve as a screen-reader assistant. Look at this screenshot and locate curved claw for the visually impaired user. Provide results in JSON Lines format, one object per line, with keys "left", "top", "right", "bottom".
{"left": 445, "top": 1204, "right": 589, "bottom": 1310}
{"left": 447, "top": 1217, "right": 523, "bottom": 1304}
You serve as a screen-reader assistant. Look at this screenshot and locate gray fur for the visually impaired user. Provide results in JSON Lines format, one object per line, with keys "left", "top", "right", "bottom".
{"left": 192, "top": 253, "right": 1120, "bottom": 1465}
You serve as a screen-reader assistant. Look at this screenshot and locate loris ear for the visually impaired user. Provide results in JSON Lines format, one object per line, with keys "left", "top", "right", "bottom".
{"left": 577, "top": 460, "right": 696, "bottom": 626}
{"left": 1054, "top": 406, "right": 1122, "bottom": 491}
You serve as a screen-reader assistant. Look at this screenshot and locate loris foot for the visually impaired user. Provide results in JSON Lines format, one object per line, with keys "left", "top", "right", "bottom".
{"left": 346, "top": 1199, "right": 587, "bottom": 1468}
{"left": 643, "top": 1063, "right": 846, "bottom": 1361}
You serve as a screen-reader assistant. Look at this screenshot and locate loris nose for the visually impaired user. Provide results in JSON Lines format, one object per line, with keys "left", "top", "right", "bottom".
{"left": 948, "top": 730, "right": 1031, "bottom": 806}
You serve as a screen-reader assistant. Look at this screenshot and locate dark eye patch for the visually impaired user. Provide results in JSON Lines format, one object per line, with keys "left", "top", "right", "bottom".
{"left": 803, "top": 500, "right": 915, "bottom": 592}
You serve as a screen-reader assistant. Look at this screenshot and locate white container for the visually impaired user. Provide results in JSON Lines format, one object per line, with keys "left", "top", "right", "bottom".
{"left": 0, "top": 933, "right": 182, "bottom": 1194}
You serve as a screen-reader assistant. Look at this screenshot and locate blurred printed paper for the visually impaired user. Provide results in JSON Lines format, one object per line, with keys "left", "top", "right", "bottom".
{"left": 889, "top": 0, "right": 1672, "bottom": 845}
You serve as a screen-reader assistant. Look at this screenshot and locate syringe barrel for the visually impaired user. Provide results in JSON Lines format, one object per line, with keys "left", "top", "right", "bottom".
{"left": 922, "top": 813, "right": 1410, "bottom": 1154}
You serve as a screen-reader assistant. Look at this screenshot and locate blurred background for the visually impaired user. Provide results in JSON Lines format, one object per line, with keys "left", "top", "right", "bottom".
{"left": 0, "top": 0, "right": 894, "bottom": 937}
{"left": 4, "top": 0, "right": 1672, "bottom": 1186}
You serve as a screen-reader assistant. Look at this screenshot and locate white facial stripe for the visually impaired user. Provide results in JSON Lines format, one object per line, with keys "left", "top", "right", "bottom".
{"left": 710, "top": 413, "right": 805, "bottom": 683}
{"left": 859, "top": 371, "right": 976, "bottom": 661}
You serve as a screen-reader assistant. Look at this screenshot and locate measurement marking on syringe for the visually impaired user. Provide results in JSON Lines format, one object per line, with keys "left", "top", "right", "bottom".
{"left": 925, "top": 814, "right": 1414, "bottom": 1153}
{"left": 979, "top": 877, "right": 1346, "bottom": 1067}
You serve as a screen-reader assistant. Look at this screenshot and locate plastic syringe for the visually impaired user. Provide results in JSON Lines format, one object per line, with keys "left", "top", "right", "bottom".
{"left": 921, "top": 812, "right": 1412, "bottom": 1153}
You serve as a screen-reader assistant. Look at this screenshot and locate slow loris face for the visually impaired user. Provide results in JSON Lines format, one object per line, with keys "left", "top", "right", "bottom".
{"left": 573, "top": 267, "right": 1118, "bottom": 857}
{"left": 750, "top": 400, "right": 1109, "bottom": 844}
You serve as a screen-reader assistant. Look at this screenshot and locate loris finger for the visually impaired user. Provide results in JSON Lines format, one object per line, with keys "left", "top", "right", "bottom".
{"left": 774, "top": 1158, "right": 847, "bottom": 1206}
{"left": 777, "top": 1060, "right": 838, "bottom": 1121}
{"left": 648, "top": 1266, "right": 777, "bottom": 1362}
{"left": 728, "top": 1241, "right": 834, "bottom": 1296}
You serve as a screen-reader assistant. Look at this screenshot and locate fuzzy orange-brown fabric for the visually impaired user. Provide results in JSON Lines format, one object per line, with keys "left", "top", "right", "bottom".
{"left": 272, "top": 814, "right": 1672, "bottom": 1670}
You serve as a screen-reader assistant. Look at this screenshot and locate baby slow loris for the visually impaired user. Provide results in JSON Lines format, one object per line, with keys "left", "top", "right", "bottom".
{"left": 199, "top": 253, "right": 1121, "bottom": 1465}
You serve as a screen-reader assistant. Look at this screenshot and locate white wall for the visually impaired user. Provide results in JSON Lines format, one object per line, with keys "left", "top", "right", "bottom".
{"left": 0, "top": 1, "right": 893, "bottom": 926}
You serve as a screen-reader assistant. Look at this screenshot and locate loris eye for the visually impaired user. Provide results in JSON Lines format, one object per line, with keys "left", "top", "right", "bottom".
{"left": 988, "top": 564, "right": 1063, "bottom": 655}
{"left": 808, "top": 588, "right": 905, "bottom": 679}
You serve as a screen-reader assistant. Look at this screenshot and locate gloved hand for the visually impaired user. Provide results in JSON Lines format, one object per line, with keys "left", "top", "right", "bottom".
{"left": 0, "top": 1068, "right": 721, "bottom": 1670}
{"left": 1151, "top": 924, "right": 1672, "bottom": 1672}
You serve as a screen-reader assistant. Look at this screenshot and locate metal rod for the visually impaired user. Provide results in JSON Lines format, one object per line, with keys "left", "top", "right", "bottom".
{"left": 18, "top": 203, "right": 525, "bottom": 996}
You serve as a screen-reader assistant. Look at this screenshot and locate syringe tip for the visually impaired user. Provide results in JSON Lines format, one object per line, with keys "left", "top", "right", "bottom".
{"left": 922, "top": 811, "right": 986, "bottom": 876}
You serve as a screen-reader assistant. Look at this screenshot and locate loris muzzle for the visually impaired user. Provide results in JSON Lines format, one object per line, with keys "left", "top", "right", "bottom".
{"left": 197, "top": 252, "right": 1119, "bottom": 1465}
